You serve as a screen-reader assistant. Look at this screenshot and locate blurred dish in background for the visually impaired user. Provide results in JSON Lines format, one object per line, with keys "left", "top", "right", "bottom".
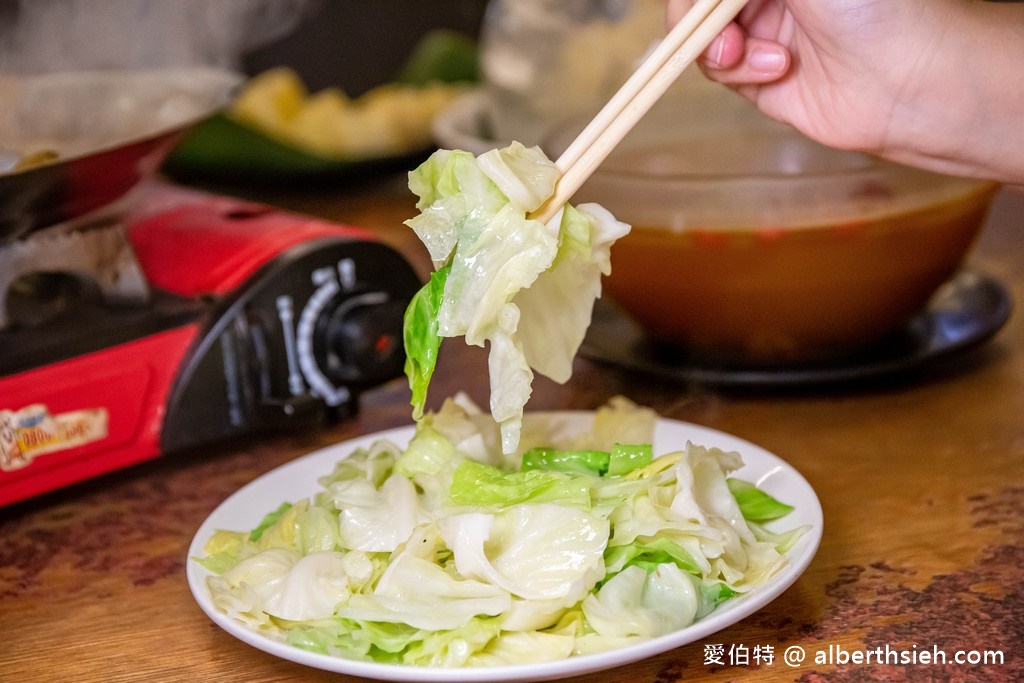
{"left": 230, "top": 68, "right": 466, "bottom": 160}
{"left": 164, "top": 29, "right": 479, "bottom": 186}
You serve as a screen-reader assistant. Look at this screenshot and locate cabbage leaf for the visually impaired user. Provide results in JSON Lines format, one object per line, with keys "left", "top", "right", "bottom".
{"left": 402, "top": 142, "right": 630, "bottom": 453}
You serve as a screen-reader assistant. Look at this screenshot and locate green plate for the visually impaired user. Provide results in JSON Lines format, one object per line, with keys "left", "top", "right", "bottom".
{"left": 162, "top": 29, "right": 477, "bottom": 187}
{"left": 162, "top": 113, "right": 431, "bottom": 187}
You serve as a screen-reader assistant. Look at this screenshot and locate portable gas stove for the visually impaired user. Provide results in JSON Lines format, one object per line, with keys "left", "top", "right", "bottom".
{"left": 0, "top": 184, "right": 421, "bottom": 508}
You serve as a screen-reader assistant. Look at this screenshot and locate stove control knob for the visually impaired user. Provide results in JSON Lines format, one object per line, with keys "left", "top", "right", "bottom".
{"left": 314, "top": 291, "right": 406, "bottom": 387}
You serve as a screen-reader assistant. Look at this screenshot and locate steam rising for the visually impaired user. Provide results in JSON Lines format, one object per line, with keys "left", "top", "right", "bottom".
{"left": 0, "top": 0, "right": 313, "bottom": 73}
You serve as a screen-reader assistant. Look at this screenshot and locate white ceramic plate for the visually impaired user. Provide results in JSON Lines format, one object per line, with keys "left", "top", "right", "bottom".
{"left": 187, "top": 415, "right": 823, "bottom": 682}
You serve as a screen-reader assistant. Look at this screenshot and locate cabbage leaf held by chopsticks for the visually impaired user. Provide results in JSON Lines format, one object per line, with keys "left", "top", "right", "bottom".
{"left": 402, "top": 142, "right": 631, "bottom": 453}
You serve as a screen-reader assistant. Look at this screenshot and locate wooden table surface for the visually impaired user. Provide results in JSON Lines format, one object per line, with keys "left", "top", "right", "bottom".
{"left": 2, "top": 177, "right": 1022, "bottom": 683}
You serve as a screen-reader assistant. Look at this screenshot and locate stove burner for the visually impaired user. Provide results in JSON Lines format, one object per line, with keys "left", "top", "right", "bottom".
{"left": 0, "top": 219, "right": 149, "bottom": 330}
{"left": 7, "top": 271, "right": 100, "bottom": 328}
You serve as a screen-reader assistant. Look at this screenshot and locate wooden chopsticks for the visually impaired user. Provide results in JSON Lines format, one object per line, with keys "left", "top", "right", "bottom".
{"left": 530, "top": 0, "right": 749, "bottom": 224}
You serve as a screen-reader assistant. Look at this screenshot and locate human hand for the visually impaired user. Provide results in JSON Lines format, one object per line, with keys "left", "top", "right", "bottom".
{"left": 667, "top": 0, "right": 952, "bottom": 157}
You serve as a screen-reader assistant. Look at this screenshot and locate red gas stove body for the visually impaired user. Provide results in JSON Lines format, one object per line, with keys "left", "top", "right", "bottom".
{"left": 0, "top": 190, "right": 420, "bottom": 508}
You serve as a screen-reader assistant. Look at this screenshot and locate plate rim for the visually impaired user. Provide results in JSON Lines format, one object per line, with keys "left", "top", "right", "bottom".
{"left": 187, "top": 413, "right": 823, "bottom": 683}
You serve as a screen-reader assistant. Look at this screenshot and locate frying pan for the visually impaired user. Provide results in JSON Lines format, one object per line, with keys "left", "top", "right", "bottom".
{"left": 0, "top": 67, "right": 241, "bottom": 243}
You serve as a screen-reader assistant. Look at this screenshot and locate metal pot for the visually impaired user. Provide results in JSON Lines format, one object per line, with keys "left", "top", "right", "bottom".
{"left": 0, "top": 67, "right": 240, "bottom": 242}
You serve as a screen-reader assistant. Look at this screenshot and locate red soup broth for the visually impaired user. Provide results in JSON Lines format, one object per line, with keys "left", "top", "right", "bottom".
{"left": 602, "top": 183, "right": 998, "bottom": 363}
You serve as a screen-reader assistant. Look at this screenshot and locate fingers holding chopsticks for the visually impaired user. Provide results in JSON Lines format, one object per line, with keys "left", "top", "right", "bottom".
{"left": 663, "top": 0, "right": 1024, "bottom": 185}
{"left": 665, "top": 0, "right": 790, "bottom": 83}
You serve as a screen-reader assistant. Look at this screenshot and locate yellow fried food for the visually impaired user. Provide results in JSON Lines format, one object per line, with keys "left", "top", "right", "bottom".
{"left": 290, "top": 88, "right": 404, "bottom": 158}
{"left": 231, "top": 67, "right": 309, "bottom": 140}
{"left": 228, "top": 67, "right": 466, "bottom": 160}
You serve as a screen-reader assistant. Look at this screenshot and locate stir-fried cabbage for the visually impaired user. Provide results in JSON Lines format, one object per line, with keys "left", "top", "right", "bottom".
{"left": 403, "top": 142, "right": 631, "bottom": 454}
{"left": 195, "top": 397, "right": 806, "bottom": 668}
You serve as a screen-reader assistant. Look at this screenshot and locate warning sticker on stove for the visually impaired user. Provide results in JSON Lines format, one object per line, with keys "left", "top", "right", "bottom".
{"left": 0, "top": 404, "right": 109, "bottom": 471}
